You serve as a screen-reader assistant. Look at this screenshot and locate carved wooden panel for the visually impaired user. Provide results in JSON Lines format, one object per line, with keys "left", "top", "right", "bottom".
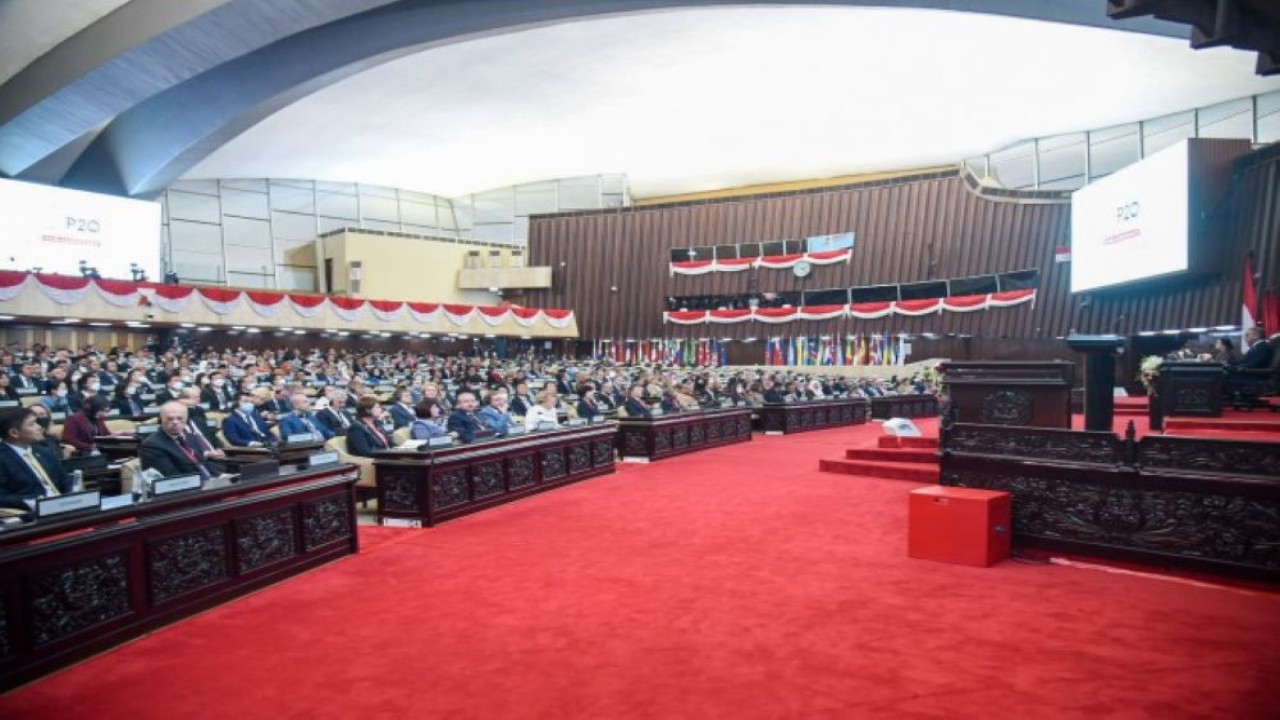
{"left": 592, "top": 439, "right": 614, "bottom": 467}
{"left": 148, "top": 526, "right": 229, "bottom": 604}
{"left": 541, "top": 447, "right": 567, "bottom": 480}
{"left": 945, "top": 425, "right": 1122, "bottom": 465}
{"left": 235, "top": 508, "right": 297, "bottom": 574}
{"left": 653, "top": 429, "right": 671, "bottom": 452}
{"left": 302, "top": 494, "right": 352, "bottom": 550}
{"left": 689, "top": 423, "right": 705, "bottom": 446}
{"left": 509, "top": 453, "right": 536, "bottom": 488}
{"left": 706, "top": 420, "right": 722, "bottom": 441}
{"left": 622, "top": 430, "right": 648, "bottom": 455}
{"left": 735, "top": 417, "right": 751, "bottom": 436}
{"left": 472, "top": 460, "right": 505, "bottom": 499}
{"left": 943, "top": 469, "right": 1280, "bottom": 570}
{"left": 28, "top": 551, "right": 131, "bottom": 647}
{"left": 432, "top": 468, "right": 470, "bottom": 509}
{"left": 381, "top": 473, "right": 420, "bottom": 513}
{"left": 670, "top": 426, "right": 688, "bottom": 449}
{"left": 1137, "top": 437, "right": 1280, "bottom": 477}
{"left": 979, "top": 390, "right": 1033, "bottom": 425}
{"left": 567, "top": 443, "right": 591, "bottom": 474}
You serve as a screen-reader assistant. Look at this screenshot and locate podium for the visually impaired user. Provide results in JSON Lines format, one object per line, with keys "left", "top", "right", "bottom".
{"left": 1067, "top": 335, "right": 1125, "bottom": 432}
{"left": 940, "top": 362, "right": 1073, "bottom": 428}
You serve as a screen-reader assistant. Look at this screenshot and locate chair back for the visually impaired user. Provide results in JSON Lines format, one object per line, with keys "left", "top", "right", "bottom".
{"left": 392, "top": 426, "right": 411, "bottom": 446}
{"left": 119, "top": 458, "right": 143, "bottom": 494}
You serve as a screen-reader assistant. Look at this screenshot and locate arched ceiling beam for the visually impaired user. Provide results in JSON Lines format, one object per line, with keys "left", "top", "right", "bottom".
{"left": 0, "top": 0, "right": 402, "bottom": 177}
{"left": 45, "top": 0, "right": 1188, "bottom": 197}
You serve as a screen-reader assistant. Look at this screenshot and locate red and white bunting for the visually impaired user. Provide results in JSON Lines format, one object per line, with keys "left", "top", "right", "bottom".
{"left": 0, "top": 271, "right": 32, "bottom": 302}
{"left": 543, "top": 309, "right": 575, "bottom": 329}
{"left": 246, "top": 291, "right": 287, "bottom": 319}
{"left": 443, "top": 304, "right": 476, "bottom": 326}
{"left": 145, "top": 285, "right": 195, "bottom": 313}
{"left": 0, "top": 271, "right": 576, "bottom": 334}
{"left": 477, "top": 306, "right": 510, "bottom": 327}
{"left": 369, "top": 300, "right": 404, "bottom": 322}
{"left": 33, "top": 274, "right": 91, "bottom": 305}
{"left": 662, "top": 290, "right": 1036, "bottom": 325}
{"left": 93, "top": 279, "right": 142, "bottom": 308}
{"left": 668, "top": 249, "right": 853, "bottom": 275}
{"left": 406, "top": 302, "right": 442, "bottom": 324}
{"left": 198, "top": 287, "right": 243, "bottom": 315}
{"left": 288, "top": 294, "right": 326, "bottom": 318}
{"left": 329, "top": 296, "right": 366, "bottom": 322}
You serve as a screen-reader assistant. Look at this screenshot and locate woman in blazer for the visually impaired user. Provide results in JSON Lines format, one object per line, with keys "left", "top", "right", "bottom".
{"left": 523, "top": 390, "right": 561, "bottom": 431}
{"left": 62, "top": 396, "right": 113, "bottom": 455}
{"left": 346, "top": 395, "right": 393, "bottom": 456}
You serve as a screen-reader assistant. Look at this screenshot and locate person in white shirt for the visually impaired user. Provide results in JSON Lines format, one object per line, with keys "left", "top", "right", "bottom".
{"left": 524, "top": 390, "right": 561, "bottom": 431}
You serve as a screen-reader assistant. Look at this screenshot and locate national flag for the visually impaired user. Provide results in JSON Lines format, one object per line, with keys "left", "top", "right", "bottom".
{"left": 1243, "top": 253, "right": 1258, "bottom": 345}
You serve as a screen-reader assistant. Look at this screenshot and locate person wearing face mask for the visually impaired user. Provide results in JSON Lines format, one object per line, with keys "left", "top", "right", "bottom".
{"left": 221, "top": 390, "right": 275, "bottom": 448}
{"left": 61, "top": 396, "right": 113, "bottom": 456}
{"left": 111, "top": 379, "right": 146, "bottom": 417}
{"left": 39, "top": 380, "right": 73, "bottom": 415}
{"left": 68, "top": 374, "right": 101, "bottom": 413}
{"left": 200, "top": 372, "right": 234, "bottom": 411}
{"left": 158, "top": 377, "right": 186, "bottom": 405}
{"left": 25, "top": 404, "right": 63, "bottom": 458}
{"left": 0, "top": 371, "right": 19, "bottom": 402}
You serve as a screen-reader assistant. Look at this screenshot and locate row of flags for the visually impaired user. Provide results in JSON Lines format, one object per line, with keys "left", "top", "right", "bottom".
{"left": 591, "top": 338, "right": 730, "bottom": 366}
{"left": 764, "top": 335, "right": 908, "bottom": 367}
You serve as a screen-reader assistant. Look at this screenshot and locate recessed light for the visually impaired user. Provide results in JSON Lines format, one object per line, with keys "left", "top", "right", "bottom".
{"left": 246, "top": 328, "right": 261, "bottom": 334}
{"left": 0, "top": 315, "right": 14, "bottom": 321}
{"left": 89, "top": 322, "right": 111, "bottom": 327}
{"left": 180, "top": 322, "right": 196, "bottom": 328}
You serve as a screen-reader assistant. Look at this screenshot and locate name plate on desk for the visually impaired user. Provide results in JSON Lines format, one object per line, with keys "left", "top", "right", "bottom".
{"left": 287, "top": 432, "right": 319, "bottom": 444}
{"left": 308, "top": 450, "right": 341, "bottom": 468}
{"left": 737, "top": 401, "right": 748, "bottom": 407}
{"left": 153, "top": 474, "right": 202, "bottom": 496}
{"left": 505, "top": 426, "right": 527, "bottom": 436}
{"left": 536, "top": 421, "right": 558, "bottom": 432}
{"left": 16, "top": 387, "right": 37, "bottom": 396}
{"left": 105, "top": 408, "right": 120, "bottom": 417}
{"left": 137, "top": 424, "right": 159, "bottom": 435}
{"left": 0, "top": 400, "right": 17, "bottom": 409}
{"left": 567, "top": 418, "right": 588, "bottom": 427}
{"left": 142, "top": 405, "right": 160, "bottom": 413}
{"left": 649, "top": 408, "right": 664, "bottom": 417}
{"left": 100, "top": 494, "right": 135, "bottom": 511}
{"left": 51, "top": 412, "right": 66, "bottom": 421}
{"left": 37, "top": 491, "right": 102, "bottom": 518}
{"left": 427, "top": 436, "right": 454, "bottom": 447}
{"left": 199, "top": 402, "right": 211, "bottom": 410}
{"left": 140, "top": 393, "right": 156, "bottom": 401}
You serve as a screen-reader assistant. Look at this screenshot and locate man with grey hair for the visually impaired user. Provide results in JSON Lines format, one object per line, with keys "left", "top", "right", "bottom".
{"left": 140, "top": 401, "right": 225, "bottom": 479}
{"left": 278, "top": 392, "right": 334, "bottom": 441}
{"left": 317, "top": 389, "right": 354, "bottom": 436}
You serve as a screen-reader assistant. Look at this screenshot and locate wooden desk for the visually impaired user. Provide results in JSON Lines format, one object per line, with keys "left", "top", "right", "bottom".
{"left": 374, "top": 424, "right": 617, "bottom": 527}
{"left": 222, "top": 440, "right": 328, "bottom": 472}
{"left": 616, "top": 407, "right": 752, "bottom": 462}
{"left": 756, "top": 398, "right": 867, "bottom": 435}
{"left": 0, "top": 463, "right": 360, "bottom": 690}
{"left": 869, "top": 394, "right": 939, "bottom": 420}
{"left": 941, "top": 361, "right": 1074, "bottom": 429}
{"left": 93, "top": 434, "right": 141, "bottom": 461}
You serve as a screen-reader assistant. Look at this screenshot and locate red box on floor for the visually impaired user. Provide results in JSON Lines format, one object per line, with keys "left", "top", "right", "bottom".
{"left": 908, "top": 486, "right": 1011, "bottom": 567}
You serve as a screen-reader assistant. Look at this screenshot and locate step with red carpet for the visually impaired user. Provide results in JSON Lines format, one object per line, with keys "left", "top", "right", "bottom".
{"left": 844, "top": 447, "right": 938, "bottom": 463}
{"left": 818, "top": 457, "right": 940, "bottom": 482}
{"left": 876, "top": 435, "right": 939, "bottom": 449}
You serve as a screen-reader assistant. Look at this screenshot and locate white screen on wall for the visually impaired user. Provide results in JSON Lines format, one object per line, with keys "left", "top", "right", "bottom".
{"left": 0, "top": 179, "right": 163, "bottom": 280}
{"left": 1069, "top": 140, "right": 1190, "bottom": 293}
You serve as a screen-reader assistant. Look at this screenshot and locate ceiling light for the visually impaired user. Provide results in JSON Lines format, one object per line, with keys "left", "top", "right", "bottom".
{"left": 180, "top": 322, "right": 196, "bottom": 328}
{"left": 246, "top": 327, "right": 261, "bottom": 334}
{"left": 89, "top": 322, "right": 111, "bottom": 327}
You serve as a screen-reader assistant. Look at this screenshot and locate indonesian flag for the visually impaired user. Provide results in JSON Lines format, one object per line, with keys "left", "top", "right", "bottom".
{"left": 1243, "top": 254, "right": 1258, "bottom": 345}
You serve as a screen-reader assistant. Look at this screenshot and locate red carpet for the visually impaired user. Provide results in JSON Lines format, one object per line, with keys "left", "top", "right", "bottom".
{"left": 2, "top": 425, "right": 1277, "bottom": 719}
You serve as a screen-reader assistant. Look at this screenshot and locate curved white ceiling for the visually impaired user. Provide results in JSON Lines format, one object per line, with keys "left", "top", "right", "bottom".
{"left": 0, "top": 0, "right": 134, "bottom": 85}
{"left": 186, "top": 6, "right": 1280, "bottom": 199}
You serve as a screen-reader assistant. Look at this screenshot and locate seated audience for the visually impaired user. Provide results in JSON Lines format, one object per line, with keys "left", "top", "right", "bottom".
{"left": 178, "top": 387, "right": 223, "bottom": 450}
{"left": 317, "top": 390, "right": 355, "bottom": 436}
{"left": 278, "top": 392, "right": 334, "bottom": 441}
{"left": 61, "top": 395, "right": 113, "bottom": 456}
{"left": 477, "top": 389, "right": 515, "bottom": 435}
{"left": 388, "top": 388, "right": 417, "bottom": 429}
{"left": 1232, "top": 327, "right": 1275, "bottom": 370}
{"left": 222, "top": 390, "right": 275, "bottom": 448}
{"left": 0, "top": 372, "right": 18, "bottom": 402}
{"left": 448, "top": 390, "right": 496, "bottom": 443}
{"left": 0, "top": 407, "right": 73, "bottom": 511}
{"left": 39, "top": 380, "right": 73, "bottom": 415}
{"left": 346, "top": 395, "right": 393, "bottom": 456}
{"left": 524, "top": 390, "right": 561, "bottom": 430}
{"left": 623, "top": 384, "right": 652, "bottom": 418}
{"left": 140, "top": 401, "right": 225, "bottom": 479}
{"left": 410, "top": 400, "right": 452, "bottom": 440}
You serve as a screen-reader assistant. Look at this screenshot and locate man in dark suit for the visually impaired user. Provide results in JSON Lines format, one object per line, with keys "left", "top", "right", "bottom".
{"left": 510, "top": 380, "right": 537, "bottom": 417}
{"left": 178, "top": 388, "right": 223, "bottom": 450}
{"left": 447, "top": 391, "right": 495, "bottom": 443}
{"left": 762, "top": 378, "right": 787, "bottom": 404}
{"left": 277, "top": 393, "right": 334, "bottom": 441}
{"left": 317, "top": 392, "right": 355, "bottom": 437}
{"left": 387, "top": 389, "right": 416, "bottom": 430}
{"left": 1233, "top": 327, "right": 1276, "bottom": 370}
{"left": 140, "top": 402, "right": 226, "bottom": 479}
{"left": 12, "top": 363, "right": 44, "bottom": 393}
{"left": 222, "top": 391, "right": 276, "bottom": 448}
{"left": 0, "top": 407, "right": 73, "bottom": 511}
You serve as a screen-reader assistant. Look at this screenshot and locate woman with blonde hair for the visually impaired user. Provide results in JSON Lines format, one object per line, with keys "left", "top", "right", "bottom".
{"left": 524, "top": 389, "right": 561, "bottom": 430}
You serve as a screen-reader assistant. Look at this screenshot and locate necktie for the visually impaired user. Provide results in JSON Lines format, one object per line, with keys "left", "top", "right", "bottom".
{"left": 336, "top": 411, "right": 349, "bottom": 428}
{"left": 303, "top": 416, "right": 319, "bottom": 435}
{"left": 187, "top": 421, "right": 213, "bottom": 452}
{"left": 242, "top": 412, "right": 265, "bottom": 437}
{"left": 174, "top": 434, "right": 211, "bottom": 479}
{"left": 23, "top": 448, "right": 60, "bottom": 496}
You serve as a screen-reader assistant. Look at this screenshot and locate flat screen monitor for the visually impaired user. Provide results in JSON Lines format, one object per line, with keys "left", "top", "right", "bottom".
{"left": 1070, "top": 140, "right": 1190, "bottom": 293}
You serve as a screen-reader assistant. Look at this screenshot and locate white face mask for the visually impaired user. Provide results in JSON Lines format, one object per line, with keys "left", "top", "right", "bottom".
{"left": 88, "top": 383, "right": 100, "bottom": 392}
{"left": 213, "top": 379, "right": 226, "bottom": 387}
{"left": 55, "top": 389, "right": 68, "bottom": 398}
{"left": 170, "top": 383, "right": 183, "bottom": 392}
{"left": 126, "top": 385, "right": 137, "bottom": 395}
{"left": 239, "top": 402, "right": 256, "bottom": 414}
